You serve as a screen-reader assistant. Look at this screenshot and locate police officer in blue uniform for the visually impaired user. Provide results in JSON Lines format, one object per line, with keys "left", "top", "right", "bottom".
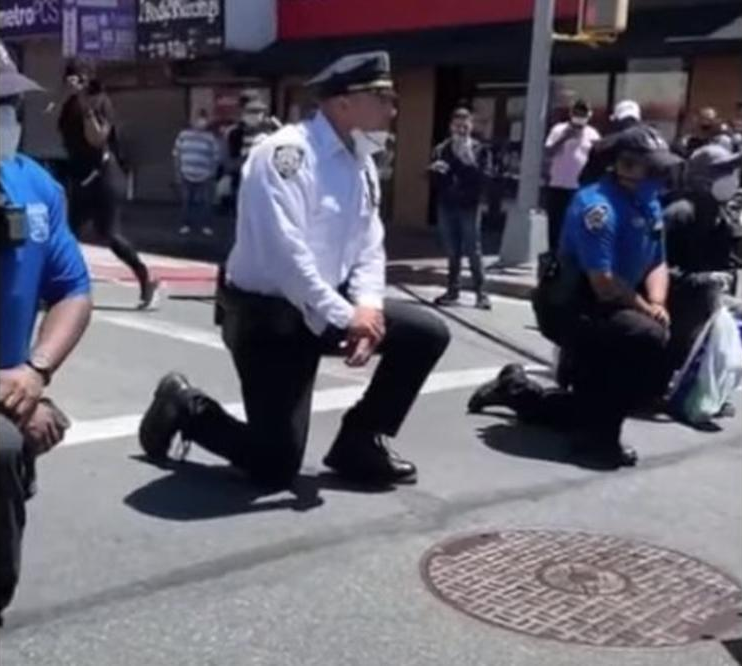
{"left": 139, "top": 52, "right": 450, "bottom": 488}
{"left": 0, "top": 42, "right": 92, "bottom": 625}
{"left": 469, "top": 125, "right": 682, "bottom": 468}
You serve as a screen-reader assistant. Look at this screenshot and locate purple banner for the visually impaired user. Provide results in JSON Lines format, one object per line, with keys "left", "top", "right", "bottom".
{"left": 0, "top": 0, "right": 62, "bottom": 38}
{"left": 62, "top": 0, "right": 136, "bottom": 61}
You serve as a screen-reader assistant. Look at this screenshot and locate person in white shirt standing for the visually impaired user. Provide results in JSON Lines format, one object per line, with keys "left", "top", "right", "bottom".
{"left": 544, "top": 99, "right": 601, "bottom": 250}
{"left": 173, "top": 109, "right": 221, "bottom": 236}
{"left": 139, "top": 52, "right": 450, "bottom": 488}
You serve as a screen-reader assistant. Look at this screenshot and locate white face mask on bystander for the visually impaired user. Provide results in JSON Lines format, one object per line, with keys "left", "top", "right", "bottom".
{"left": 0, "top": 105, "right": 22, "bottom": 161}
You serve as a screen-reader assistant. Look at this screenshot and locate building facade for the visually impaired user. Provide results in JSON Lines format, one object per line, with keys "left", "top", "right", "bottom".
{"left": 3, "top": 0, "right": 741, "bottom": 223}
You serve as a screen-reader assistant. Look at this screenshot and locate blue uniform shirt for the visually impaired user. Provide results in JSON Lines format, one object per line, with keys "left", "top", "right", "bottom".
{"left": 1, "top": 155, "right": 90, "bottom": 369}
{"left": 559, "top": 175, "right": 665, "bottom": 289}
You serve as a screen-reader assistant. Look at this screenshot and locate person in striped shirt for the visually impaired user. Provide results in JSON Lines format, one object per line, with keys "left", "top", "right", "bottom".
{"left": 173, "top": 110, "right": 222, "bottom": 236}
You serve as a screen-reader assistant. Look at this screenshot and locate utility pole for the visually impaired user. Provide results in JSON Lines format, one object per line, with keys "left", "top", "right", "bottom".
{"left": 498, "top": 0, "right": 556, "bottom": 267}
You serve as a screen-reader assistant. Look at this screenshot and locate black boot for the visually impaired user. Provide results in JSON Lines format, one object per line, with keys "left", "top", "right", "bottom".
{"left": 434, "top": 289, "right": 459, "bottom": 307}
{"left": 324, "top": 415, "right": 417, "bottom": 486}
{"left": 572, "top": 426, "right": 638, "bottom": 470}
{"left": 138, "top": 372, "right": 194, "bottom": 460}
{"left": 467, "top": 363, "right": 529, "bottom": 413}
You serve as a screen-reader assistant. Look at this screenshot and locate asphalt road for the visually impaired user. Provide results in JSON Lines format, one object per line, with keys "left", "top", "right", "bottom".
{"left": 1, "top": 267, "right": 740, "bottom": 666}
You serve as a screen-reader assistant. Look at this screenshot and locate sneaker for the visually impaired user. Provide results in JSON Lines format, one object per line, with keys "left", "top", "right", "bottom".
{"left": 137, "top": 279, "right": 161, "bottom": 311}
{"left": 201, "top": 227, "right": 214, "bottom": 237}
{"left": 179, "top": 226, "right": 191, "bottom": 235}
{"left": 467, "top": 363, "right": 528, "bottom": 413}
{"left": 475, "top": 294, "right": 492, "bottom": 310}
{"left": 434, "top": 291, "right": 459, "bottom": 307}
{"left": 324, "top": 417, "right": 417, "bottom": 485}
{"left": 139, "top": 372, "right": 193, "bottom": 460}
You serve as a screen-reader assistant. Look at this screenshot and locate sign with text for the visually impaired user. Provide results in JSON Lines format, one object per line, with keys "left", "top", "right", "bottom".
{"left": 0, "top": 0, "right": 62, "bottom": 38}
{"left": 137, "top": 0, "right": 224, "bottom": 61}
{"left": 62, "top": 0, "right": 136, "bottom": 61}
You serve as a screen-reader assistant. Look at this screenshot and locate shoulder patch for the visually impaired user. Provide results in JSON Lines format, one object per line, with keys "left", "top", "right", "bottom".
{"left": 272, "top": 145, "right": 304, "bottom": 179}
{"left": 583, "top": 204, "right": 610, "bottom": 232}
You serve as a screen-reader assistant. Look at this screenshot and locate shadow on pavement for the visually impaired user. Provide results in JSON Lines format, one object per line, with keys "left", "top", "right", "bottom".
{"left": 723, "top": 638, "right": 742, "bottom": 665}
{"left": 124, "top": 456, "right": 394, "bottom": 521}
{"left": 476, "top": 421, "right": 621, "bottom": 472}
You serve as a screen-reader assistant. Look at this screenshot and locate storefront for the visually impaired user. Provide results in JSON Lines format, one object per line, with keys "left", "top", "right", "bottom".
{"left": 266, "top": 0, "right": 741, "bottom": 230}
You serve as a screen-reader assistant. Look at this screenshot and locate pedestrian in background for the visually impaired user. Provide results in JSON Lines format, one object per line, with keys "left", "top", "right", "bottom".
{"left": 544, "top": 99, "right": 601, "bottom": 251}
{"left": 675, "top": 107, "right": 724, "bottom": 158}
{"left": 58, "top": 60, "right": 159, "bottom": 309}
{"left": 225, "top": 92, "right": 280, "bottom": 210}
{"left": 579, "top": 99, "right": 642, "bottom": 186}
{"left": 173, "top": 109, "right": 222, "bottom": 236}
{"left": 430, "top": 107, "right": 491, "bottom": 310}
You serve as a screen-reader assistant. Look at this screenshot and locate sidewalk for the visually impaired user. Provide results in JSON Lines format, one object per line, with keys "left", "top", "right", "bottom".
{"left": 93, "top": 201, "right": 537, "bottom": 300}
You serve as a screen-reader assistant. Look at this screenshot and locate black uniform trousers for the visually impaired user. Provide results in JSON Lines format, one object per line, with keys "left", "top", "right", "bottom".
{"left": 512, "top": 307, "right": 670, "bottom": 442}
{"left": 183, "top": 294, "right": 451, "bottom": 484}
{"left": 68, "top": 158, "right": 149, "bottom": 294}
{"left": 0, "top": 414, "right": 27, "bottom": 621}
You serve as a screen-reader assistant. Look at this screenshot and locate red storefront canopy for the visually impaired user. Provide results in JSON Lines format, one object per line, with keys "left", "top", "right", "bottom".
{"left": 279, "top": 0, "right": 580, "bottom": 40}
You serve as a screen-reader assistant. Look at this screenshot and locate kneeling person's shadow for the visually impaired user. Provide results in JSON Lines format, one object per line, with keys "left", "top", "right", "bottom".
{"left": 124, "top": 455, "right": 393, "bottom": 521}
{"left": 475, "top": 410, "right": 618, "bottom": 471}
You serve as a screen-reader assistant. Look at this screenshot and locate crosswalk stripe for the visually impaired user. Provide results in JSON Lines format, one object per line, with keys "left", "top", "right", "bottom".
{"left": 62, "top": 364, "right": 546, "bottom": 448}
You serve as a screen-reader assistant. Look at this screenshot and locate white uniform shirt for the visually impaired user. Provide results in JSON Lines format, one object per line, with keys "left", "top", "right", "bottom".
{"left": 226, "top": 111, "right": 386, "bottom": 335}
{"left": 545, "top": 122, "right": 601, "bottom": 190}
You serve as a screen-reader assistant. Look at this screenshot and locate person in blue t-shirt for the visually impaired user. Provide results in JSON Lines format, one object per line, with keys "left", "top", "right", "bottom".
{"left": 0, "top": 42, "right": 92, "bottom": 625}
{"left": 468, "top": 125, "right": 682, "bottom": 469}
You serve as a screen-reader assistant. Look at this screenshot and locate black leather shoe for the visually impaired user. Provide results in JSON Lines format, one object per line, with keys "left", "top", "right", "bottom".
{"left": 139, "top": 372, "right": 193, "bottom": 460}
{"left": 434, "top": 291, "right": 459, "bottom": 307}
{"left": 573, "top": 438, "right": 638, "bottom": 469}
{"left": 324, "top": 422, "right": 417, "bottom": 485}
{"left": 467, "top": 363, "right": 528, "bottom": 413}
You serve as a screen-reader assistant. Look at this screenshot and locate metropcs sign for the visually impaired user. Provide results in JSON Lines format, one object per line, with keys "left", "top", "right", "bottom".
{"left": 0, "top": 0, "right": 62, "bottom": 37}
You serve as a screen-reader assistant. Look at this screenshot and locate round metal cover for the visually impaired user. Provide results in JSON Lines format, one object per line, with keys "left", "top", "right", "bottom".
{"left": 421, "top": 530, "right": 742, "bottom": 648}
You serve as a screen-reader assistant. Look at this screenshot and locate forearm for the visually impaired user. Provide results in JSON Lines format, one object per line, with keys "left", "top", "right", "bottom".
{"left": 33, "top": 295, "right": 92, "bottom": 373}
{"left": 589, "top": 273, "right": 651, "bottom": 313}
{"left": 645, "top": 263, "right": 669, "bottom": 306}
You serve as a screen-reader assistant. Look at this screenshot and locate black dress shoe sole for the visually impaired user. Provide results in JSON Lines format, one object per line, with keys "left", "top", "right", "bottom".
{"left": 323, "top": 458, "right": 418, "bottom": 486}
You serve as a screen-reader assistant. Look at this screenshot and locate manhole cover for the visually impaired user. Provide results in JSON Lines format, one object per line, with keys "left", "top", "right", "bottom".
{"left": 421, "top": 530, "right": 742, "bottom": 648}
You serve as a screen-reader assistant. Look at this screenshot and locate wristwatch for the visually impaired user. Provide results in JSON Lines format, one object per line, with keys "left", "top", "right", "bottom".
{"left": 25, "top": 353, "right": 53, "bottom": 386}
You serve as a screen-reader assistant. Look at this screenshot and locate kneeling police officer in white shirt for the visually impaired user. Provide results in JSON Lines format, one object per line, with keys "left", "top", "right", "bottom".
{"left": 139, "top": 52, "right": 450, "bottom": 487}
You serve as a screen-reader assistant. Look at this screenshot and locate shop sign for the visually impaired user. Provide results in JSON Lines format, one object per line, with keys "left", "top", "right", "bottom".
{"left": 62, "top": 0, "right": 136, "bottom": 61}
{"left": 0, "top": 0, "right": 62, "bottom": 38}
{"left": 137, "top": 0, "right": 224, "bottom": 60}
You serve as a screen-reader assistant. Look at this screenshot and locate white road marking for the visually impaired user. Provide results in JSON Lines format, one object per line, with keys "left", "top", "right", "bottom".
{"left": 61, "top": 364, "right": 545, "bottom": 448}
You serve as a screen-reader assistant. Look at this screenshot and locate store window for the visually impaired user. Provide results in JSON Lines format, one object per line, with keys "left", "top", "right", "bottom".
{"left": 614, "top": 59, "right": 688, "bottom": 142}
{"left": 549, "top": 73, "right": 611, "bottom": 128}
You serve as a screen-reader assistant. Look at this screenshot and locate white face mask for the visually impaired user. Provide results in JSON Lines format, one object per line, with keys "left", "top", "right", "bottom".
{"left": 194, "top": 118, "right": 208, "bottom": 130}
{"left": 711, "top": 173, "right": 739, "bottom": 202}
{"left": 571, "top": 116, "right": 589, "bottom": 128}
{"left": 0, "top": 105, "right": 22, "bottom": 161}
{"left": 350, "top": 129, "right": 389, "bottom": 160}
{"left": 242, "top": 112, "right": 262, "bottom": 128}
